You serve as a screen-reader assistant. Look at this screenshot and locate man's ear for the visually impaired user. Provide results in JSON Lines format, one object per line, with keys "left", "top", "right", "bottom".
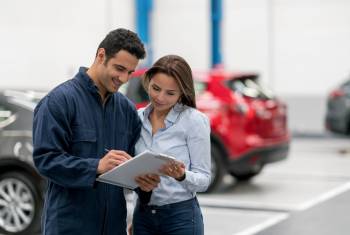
{"left": 96, "top": 48, "right": 106, "bottom": 64}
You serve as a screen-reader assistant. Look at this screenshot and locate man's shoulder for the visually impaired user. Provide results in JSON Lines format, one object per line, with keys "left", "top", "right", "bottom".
{"left": 34, "top": 80, "right": 76, "bottom": 114}
{"left": 113, "top": 92, "right": 137, "bottom": 111}
{"left": 36, "top": 79, "right": 77, "bottom": 109}
{"left": 50, "top": 79, "right": 77, "bottom": 96}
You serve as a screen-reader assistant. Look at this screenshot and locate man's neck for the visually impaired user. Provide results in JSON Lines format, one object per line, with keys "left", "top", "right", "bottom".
{"left": 86, "top": 67, "right": 108, "bottom": 102}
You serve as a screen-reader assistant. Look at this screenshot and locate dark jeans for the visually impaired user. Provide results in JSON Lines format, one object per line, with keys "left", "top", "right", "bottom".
{"left": 132, "top": 197, "right": 204, "bottom": 235}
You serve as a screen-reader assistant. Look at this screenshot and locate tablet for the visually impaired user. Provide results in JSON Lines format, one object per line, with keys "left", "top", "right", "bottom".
{"left": 96, "top": 150, "right": 175, "bottom": 189}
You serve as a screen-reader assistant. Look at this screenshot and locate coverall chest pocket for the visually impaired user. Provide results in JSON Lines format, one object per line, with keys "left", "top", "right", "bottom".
{"left": 71, "top": 127, "right": 97, "bottom": 156}
{"left": 115, "top": 130, "right": 132, "bottom": 151}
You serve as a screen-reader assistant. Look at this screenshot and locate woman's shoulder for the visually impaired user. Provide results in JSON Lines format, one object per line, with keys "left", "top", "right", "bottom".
{"left": 114, "top": 93, "right": 138, "bottom": 113}
{"left": 137, "top": 106, "right": 149, "bottom": 120}
{"left": 137, "top": 107, "right": 146, "bottom": 116}
{"left": 182, "top": 106, "right": 210, "bottom": 127}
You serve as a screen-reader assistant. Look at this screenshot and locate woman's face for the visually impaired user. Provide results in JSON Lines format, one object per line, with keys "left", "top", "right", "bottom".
{"left": 148, "top": 73, "right": 182, "bottom": 114}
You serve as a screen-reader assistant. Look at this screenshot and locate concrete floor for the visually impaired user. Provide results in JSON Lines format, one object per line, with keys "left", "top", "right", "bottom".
{"left": 199, "top": 135, "right": 350, "bottom": 235}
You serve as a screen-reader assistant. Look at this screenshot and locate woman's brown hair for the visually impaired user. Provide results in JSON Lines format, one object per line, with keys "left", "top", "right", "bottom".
{"left": 143, "top": 55, "right": 196, "bottom": 108}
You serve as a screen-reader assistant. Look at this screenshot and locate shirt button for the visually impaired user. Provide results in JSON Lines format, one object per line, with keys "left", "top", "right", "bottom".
{"left": 151, "top": 209, "right": 156, "bottom": 214}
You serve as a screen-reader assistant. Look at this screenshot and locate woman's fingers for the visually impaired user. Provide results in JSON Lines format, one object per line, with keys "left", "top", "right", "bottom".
{"left": 135, "top": 174, "right": 160, "bottom": 192}
{"left": 159, "top": 161, "right": 185, "bottom": 179}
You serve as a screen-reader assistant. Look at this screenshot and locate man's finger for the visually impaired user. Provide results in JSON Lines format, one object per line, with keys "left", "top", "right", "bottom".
{"left": 109, "top": 150, "right": 132, "bottom": 159}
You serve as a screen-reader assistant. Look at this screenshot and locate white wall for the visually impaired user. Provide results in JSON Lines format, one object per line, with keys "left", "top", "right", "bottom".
{"left": 0, "top": 0, "right": 134, "bottom": 90}
{"left": 223, "top": 0, "right": 270, "bottom": 86}
{"left": 222, "top": 0, "right": 350, "bottom": 96}
{"left": 1, "top": 0, "right": 350, "bottom": 96}
{"left": 273, "top": 0, "right": 350, "bottom": 95}
{"left": 152, "top": 0, "right": 210, "bottom": 69}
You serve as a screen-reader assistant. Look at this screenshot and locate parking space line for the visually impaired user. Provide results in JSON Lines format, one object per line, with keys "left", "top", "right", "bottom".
{"left": 233, "top": 213, "right": 289, "bottom": 235}
{"left": 198, "top": 197, "right": 297, "bottom": 212}
{"left": 200, "top": 202, "right": 290, "bottom": 213}
{"left": 296, "top": 181, "right": 350, "bottom": 211}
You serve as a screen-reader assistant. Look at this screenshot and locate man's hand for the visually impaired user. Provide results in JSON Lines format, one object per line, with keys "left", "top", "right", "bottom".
{"left": 135, "top": 174, "right": 160, "bottom": 192}
{"left": 97, "top": 150, "right": 132, "bottom": 174}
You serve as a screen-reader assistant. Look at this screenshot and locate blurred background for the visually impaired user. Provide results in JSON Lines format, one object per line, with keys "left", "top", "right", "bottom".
{"left": 1, "top": 0, "right": 350, "bottom": 134}
{"left": 2, "top": 1, "right": 350, "bottom": 234}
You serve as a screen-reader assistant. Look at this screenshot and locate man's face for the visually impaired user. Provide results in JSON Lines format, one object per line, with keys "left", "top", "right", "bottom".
{"left": 96, "top": 49, "right": 139, "bottom": 95}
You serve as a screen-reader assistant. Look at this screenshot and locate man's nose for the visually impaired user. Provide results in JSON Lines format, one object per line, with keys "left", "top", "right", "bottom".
{"left": 119, "top": 72, "right": 130, "bottom": 83}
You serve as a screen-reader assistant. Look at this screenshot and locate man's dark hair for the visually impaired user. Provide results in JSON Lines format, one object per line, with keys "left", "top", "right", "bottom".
{"left": 97, "top": 28, "right": 146, "bottom": 63}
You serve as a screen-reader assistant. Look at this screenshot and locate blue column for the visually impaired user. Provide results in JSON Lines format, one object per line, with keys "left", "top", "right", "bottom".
{"left": 135, "top": 0, "right": 153, "bottom": 66}
{"left": 211, "top": 0, "right": 222, "bottom": 68}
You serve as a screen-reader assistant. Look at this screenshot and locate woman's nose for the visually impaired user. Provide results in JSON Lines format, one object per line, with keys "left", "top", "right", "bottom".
{"left": 156, "top": 92, "right": 166, "bottom": 101}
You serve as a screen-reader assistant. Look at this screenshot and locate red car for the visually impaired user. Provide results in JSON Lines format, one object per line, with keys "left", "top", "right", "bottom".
{"left": 124, "top": 69, "right": 290, "bottom": 192}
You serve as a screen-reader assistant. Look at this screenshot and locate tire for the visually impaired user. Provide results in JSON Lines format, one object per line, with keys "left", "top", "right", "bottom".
{"left": 205, "top": 144, "right": 225, "bottom": 193}
{"left": 346, "top": 118, "right": 350, "bottom": 135}
{"left": 0, "top": 171, "right": 42, "bottom": 235}
{"left": 230, "top": 162, "right": 264, "bottom": 181}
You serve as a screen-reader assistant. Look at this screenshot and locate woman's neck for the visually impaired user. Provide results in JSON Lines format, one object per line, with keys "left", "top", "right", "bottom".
{"left": 151, "top": 108, "right": 170, "bottom": 121}
{"left": 149, "top": 107, "right": 171, "bottom": 135}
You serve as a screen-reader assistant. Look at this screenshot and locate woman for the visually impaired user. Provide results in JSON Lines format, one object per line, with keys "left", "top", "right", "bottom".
{"left": 133, "top": 55, "right": 211, "bottom": 235}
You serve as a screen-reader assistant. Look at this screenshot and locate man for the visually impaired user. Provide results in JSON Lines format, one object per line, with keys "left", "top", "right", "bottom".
{"left": 33, "top": 28, "right": 159, "bottom": 235}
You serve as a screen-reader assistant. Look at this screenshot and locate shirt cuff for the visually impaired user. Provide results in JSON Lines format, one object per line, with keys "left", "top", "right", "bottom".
{"left": 90, "top": 158, "right": 101, "bottom": 187}
{"left": 178, "top": 170, "right": 193, "bottom": 187}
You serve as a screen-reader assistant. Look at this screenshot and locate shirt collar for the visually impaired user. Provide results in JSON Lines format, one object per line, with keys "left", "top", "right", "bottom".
{"left": 75, "top": 67, "right": 113, "bottom": 101}
{"left": 75, "top": 67, "right": 99, "bottom": 94}
{"left": 142, "top": 103, "right": 185, "bottom": 125}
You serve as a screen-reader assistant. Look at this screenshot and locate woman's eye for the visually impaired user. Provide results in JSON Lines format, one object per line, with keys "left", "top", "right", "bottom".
{"left": 152, "top": 86, "right": 160, "bottom": 91}
{"left": 167, "top": 93, "right": 175, "bottom": 96}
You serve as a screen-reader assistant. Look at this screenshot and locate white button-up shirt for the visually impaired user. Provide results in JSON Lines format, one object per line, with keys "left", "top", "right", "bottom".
{"left": 135, "top": 103, "right": 211, "bottom": 206}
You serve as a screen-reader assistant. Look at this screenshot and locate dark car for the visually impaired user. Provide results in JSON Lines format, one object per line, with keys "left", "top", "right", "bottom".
{"left": 0, "top": 90, "right": 45, "bottom": 235}
{"left": 125, "top": 69, "right": 290, "bottom": 192}
{"left": 325, "top": 77, "right": 350, "bottom": 135}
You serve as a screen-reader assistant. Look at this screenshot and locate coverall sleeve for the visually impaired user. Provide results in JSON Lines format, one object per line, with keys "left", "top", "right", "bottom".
{"left": 129, "top": 107, "right": 153, "bottom": 203}
{"left": 128, "top": 107, "right": 142, "bottom": 157}
{"left": 32, "top": 92, "right": 99, "bottom": 188}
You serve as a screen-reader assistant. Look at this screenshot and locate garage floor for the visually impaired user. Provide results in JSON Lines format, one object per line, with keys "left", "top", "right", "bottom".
{"left": 256, "top": 189, "right": 350, "bottom": 235}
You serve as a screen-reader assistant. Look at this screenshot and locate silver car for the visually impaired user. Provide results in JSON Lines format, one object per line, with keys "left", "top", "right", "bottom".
{"left": 0, "top": 90, "right": 45, "bottom": 235}
{"left": 325, "top": 77, "right": 350, "bottom": 135}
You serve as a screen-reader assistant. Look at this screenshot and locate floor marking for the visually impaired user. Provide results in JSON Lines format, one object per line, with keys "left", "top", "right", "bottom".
{"left": 296, "top": 181, "right": 350, "bottom": 211}
{"left": 233, "top": 213, "right": 289, "bottom": 235}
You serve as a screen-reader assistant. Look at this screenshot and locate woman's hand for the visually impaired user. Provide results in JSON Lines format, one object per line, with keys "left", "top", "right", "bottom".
{"left": 160, "top": 160, "right": 186, "bottom": 181}
{"left": 127, "top": 223, "right": 132, "bottom": 235}
{"left": 135, "top": 174, "right": 160, "bottom": 192}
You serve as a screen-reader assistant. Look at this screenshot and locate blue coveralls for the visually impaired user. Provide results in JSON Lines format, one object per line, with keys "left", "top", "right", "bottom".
{"left": 32, "top": 67, "right": 141, "bottom": 235}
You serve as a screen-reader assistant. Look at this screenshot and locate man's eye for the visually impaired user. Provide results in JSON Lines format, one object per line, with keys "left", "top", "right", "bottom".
{"left": 114, "top": 65, "right": 125, "bottom": 72}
